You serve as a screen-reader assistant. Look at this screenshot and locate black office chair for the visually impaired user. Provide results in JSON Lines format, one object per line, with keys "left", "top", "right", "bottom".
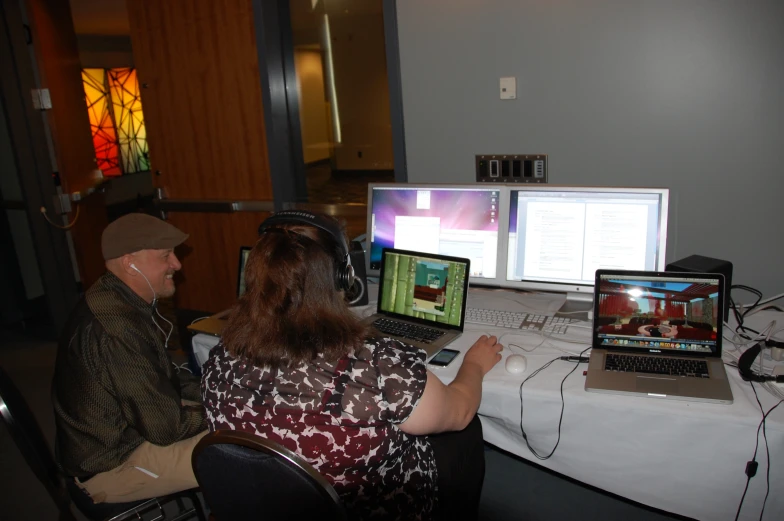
{"left": 192, "top": 430, "right": 347, "bottom": 521}
{"left": 0, "top": 365, "right": 205, "bottom": 521}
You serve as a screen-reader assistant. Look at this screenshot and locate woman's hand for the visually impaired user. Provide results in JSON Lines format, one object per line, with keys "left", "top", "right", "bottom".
{"left": 461, "top": 335, "right": 503, "bottom": 376}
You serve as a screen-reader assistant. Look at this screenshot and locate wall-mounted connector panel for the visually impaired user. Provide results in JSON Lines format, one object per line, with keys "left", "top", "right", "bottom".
{"left": 31, "top": 88, "right": 52, "bottom": 110}
{"left": 475, "top": 154, "right": 548, "bottom": 183}
{"left": 52, "top": 193, "right": 72, "bottom": 215}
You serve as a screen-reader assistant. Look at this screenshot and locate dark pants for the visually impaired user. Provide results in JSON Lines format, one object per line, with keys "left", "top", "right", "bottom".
{"left": 428, "top": 415, "right": 485, "bottom": 521}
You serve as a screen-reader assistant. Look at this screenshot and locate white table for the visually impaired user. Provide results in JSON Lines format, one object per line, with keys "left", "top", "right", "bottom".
{"left": 192, "top": 287, "right": 784, "bottom": 521}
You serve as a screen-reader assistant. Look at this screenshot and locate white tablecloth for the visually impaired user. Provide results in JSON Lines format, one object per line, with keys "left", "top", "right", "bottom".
{"left": 192, "top": 287, "right": 784, "bottom": 521}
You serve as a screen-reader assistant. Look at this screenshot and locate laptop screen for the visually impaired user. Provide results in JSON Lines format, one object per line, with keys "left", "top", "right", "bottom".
{"left": 593, "top": 270, "right": 724, "bottom": 356}
{"left": 237, "top": 246, "right": 252, "bottom": 297}
{"left": 378, "top": 248, "right": 470, "bottom": 330}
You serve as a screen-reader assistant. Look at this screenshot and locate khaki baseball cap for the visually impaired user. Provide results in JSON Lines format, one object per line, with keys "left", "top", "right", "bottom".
{"left": 102, "top": 213, "right": 189, "bottom": 260}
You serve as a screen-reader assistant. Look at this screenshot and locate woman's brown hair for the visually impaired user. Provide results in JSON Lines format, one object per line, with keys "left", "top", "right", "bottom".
{"left": 221, "top": 218, "right": 367, "bottom": 368}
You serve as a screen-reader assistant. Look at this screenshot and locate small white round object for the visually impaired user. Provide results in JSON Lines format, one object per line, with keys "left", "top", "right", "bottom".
{"left": 505, "top": 354, "right": 528, "bottom": 374}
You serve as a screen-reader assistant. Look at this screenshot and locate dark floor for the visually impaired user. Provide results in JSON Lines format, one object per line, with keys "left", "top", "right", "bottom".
{"left": 1, "top": 326, "right": 688, "bottom": 521}
{"left": 304, "top": 163, "right": 394, "bottom": 204}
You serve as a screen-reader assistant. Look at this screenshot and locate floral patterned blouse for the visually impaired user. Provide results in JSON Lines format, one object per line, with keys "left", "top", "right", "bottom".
{"left": 201, "top": 337, "right": 437, "bottom": 520}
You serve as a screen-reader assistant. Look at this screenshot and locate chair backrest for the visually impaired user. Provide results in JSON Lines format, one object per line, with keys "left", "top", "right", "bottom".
{"left": 0, "top": 365, "right": 75, "bottom": 519}
{"left": 192, "top": 430, "right": 346, "bottom": 521}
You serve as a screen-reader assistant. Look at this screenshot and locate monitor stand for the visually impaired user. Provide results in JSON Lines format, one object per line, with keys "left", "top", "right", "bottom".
{"left": 556, "top": 291, "right": 593, "bottom": 320}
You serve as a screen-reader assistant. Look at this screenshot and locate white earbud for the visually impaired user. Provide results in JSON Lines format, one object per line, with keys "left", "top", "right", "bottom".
{"left": 130, "top": 263, "right": 156, "bottom": 303}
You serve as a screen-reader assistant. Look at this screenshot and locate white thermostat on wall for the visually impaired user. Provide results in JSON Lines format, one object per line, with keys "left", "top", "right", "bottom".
{"left": 500, "top": 77, "right": 516, "bottom": 100}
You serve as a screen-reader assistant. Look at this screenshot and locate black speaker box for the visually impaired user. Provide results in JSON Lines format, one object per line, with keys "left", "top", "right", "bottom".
{"left": 666, "top": 255, "right": 732, "bottom": 321}
{"left": 346, "top": 241, "right": 369, "bottom": 306}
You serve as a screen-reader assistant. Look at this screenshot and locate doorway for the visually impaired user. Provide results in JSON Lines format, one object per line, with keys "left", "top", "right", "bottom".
{"left": 288, "top": 0, "right": 396, "bottom": 206}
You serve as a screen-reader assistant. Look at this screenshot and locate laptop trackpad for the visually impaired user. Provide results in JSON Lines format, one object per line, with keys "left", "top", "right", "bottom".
{"left": 636, "top": 376, "right": 678, "bottom": 395}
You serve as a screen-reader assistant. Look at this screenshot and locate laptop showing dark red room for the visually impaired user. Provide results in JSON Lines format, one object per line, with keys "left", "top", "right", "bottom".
{"left": 585, "top": 269, "right": 733, "bottom": 404}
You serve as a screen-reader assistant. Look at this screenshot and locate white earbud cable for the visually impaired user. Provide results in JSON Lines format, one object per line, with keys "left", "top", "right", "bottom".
{"left": 131, "top": 264, "right": 174, "bottom": 349}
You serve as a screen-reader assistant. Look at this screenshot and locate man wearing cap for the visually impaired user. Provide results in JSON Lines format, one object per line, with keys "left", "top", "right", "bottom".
{"left": 52, "top": 213, "right": 207, "bottom": 505}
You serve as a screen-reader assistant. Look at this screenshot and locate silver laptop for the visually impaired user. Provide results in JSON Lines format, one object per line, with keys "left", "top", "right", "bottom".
{"left": 363, "top": 248, "right": 470, "bottom": 358}
{"left": 187, "top": 246, "right": 252, "bottom": 337}
{"left": 585, "top": 269, "right": 733, "bottom": 404}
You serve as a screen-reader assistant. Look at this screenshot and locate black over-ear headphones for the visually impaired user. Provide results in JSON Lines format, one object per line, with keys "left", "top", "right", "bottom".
{"left": 738, "top": 342, "right": 784, "bottom": 383}
{"left": 258, "top": 210, "right": 355, "bottom": 291}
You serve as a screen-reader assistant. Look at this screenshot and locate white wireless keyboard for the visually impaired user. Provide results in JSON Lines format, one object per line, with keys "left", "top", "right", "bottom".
{"left": 465, "top": 308, "right": 576, "bottom": 335}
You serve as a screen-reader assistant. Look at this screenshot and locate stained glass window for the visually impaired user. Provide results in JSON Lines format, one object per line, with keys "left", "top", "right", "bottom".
{"left": 82, "top": 68, "right": 121, "bottom": 176}
{"left": 81, "top": 67, "right": 149, "bottom": 176}
{"left": 107, "top": 68, "right": 149, "bottom": 173}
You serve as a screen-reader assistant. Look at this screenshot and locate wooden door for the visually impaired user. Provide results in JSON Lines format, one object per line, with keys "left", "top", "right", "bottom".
{"left": 23, "top": 0, "right": 108, "bottom": 291}
{"left": 127, "top": 0, "right": 273, "bottom": 312}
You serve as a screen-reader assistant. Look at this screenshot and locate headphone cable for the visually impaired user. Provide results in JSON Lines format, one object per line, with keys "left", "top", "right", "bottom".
{"left": 132, "top": 264, "right": 174, "bottom": 349}
{"left": 733, "top": 385, "right": 782, "bottom": 521}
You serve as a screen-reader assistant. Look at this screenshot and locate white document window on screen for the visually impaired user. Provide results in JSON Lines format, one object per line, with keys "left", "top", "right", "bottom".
{"left": 393, "top": 216, "right": 441, "bottom": 253}
{"left": 416, "top": 190, "right": 431, "bottom": 209}
{"left": 582, "top": 204, "right": 649, "bottom": 279}
{"left": 522, "top": 201, "right": 585, "bottom": 281}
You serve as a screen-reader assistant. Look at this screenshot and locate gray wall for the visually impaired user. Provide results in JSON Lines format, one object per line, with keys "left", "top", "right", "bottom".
{"left": 396, "top": 0, "right": 784, "bottom": 297}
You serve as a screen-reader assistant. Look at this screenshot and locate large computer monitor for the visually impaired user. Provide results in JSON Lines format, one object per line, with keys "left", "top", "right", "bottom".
{"left": 366, "top": 184, "right": 504, "bottom": 281}
{"left": 504, "top": 186, "right": 669, "bottom": 307}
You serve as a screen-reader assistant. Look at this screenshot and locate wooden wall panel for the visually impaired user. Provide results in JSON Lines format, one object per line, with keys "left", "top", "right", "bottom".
{"left": 127, "top": 0, "right": 271, "bottom": 201}
{"left": 165, "top": 209, "right": 365, "bottom": 312}
{"left": 165, "top": 212, "right": 269, "bottom": 312}
{"left": 127, "top": 0, "right": 275, "bottom": 311}
{"left": 25, "top": 0, "right": 107, "bottom": 288}
{"left": 70, "top": 192, "right": 109, "bottom": 290}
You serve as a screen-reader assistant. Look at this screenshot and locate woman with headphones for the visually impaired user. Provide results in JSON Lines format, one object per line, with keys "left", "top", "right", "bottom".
{"left": 201, "top": 210, "right": 502, "bottom": 520}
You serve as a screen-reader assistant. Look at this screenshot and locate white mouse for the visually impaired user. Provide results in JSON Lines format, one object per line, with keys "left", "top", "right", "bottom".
{"left": 505, "top": 354, "right": 528, "bottom": 374}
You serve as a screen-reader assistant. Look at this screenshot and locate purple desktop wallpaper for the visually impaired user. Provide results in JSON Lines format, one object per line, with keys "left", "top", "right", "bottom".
{"left": 509, "top": 193, "right": 519, "bottom": 233}
{"left": 369, "top": 189, "right": 499, "bottom": 268}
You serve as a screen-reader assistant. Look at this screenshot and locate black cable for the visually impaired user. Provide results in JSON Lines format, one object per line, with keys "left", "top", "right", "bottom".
{"left": 518, "top": 346, "right": 591, "bottom": 460}
{"left": 729, "top": 285, "right": 764, "bottom": 341}
{"left": 750, "top": 384, "right": 778, "bottom": 521}
{"left": 730, "top": 285, "right": 761, "bottom": 325}
{"left": 733, "top": 385, "right": 783, "bottom": 521}
{"left": 733, "top": 285, "right": 763, "bottom": 308}
{"left": 734, "top": 473, "right": 752, "bottom": 521}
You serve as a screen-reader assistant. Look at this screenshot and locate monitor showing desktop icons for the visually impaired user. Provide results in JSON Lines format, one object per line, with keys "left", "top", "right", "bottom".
{"left": 367, "top": 185, "right": 501, "bottom": 280}
{"left": 366, "top": 183, "right": 669, "bottom": 300}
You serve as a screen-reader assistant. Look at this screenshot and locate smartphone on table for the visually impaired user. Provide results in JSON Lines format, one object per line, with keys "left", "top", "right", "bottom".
{"left": 428, "top": 348, "right": 461, "bottom": 367}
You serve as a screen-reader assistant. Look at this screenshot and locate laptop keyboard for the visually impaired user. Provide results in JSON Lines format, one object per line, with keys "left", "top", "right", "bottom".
{"left": 464, "top": 308, "right": 576, "bottom": 334}
{"left": 605, "top": 354, "right": 710, "bottom": 378}
{"left": 372, "top": 318, "right": 446, "bottom": 344}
